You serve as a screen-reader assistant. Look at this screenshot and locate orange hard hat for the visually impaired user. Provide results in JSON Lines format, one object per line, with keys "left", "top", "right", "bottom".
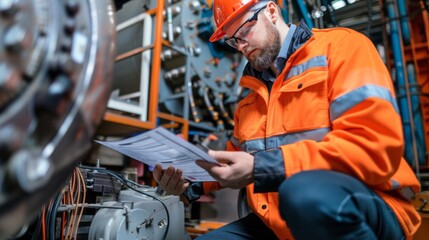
{"left": 209, "top": 0, "right": 260, "bottom": 42}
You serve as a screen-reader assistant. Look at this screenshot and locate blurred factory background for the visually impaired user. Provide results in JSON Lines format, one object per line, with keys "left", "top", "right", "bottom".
{"left": 1, "top": 0, "right": 429, "bottom": 239}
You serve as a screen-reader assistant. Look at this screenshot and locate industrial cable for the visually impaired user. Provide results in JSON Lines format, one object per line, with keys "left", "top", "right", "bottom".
{"left": 66, "top": 182, "right": 72, "bottom": 238}
{"left": 187, "top": 78, "right": 202, "bottom": 123}
{"left": 216, "top": 94, "right": 234, "bottom": 127}
{"left": 78, "top": 165, "right": 170, "bottom": 240}
{"left": 124, "top": 177, "right": 152, "bottom": 189}
{"left": 41, "top": 206, "right": 46, "bottom": 240}
{"left": 73, "top": 168, "right": 86, "bottom": 240}
{"left": 67, "top": 169, "right": 81, "bottom": 240}
{"left": 68, "top": 167, "right": 86, "bottom": 240}
{"left": 49, "top": 191, "right": 64, "bottom": 240}
{"left": 64, "top": 172, "right": 76, "bottom": 239}
{"left": 203, "top": 86, "right": 219, "bottom": 121}
{"left": 203, "top": 86, "right": 225, "bottom": 130}
{"left": 44, "top": 199, "right": 53, "bottom": 240}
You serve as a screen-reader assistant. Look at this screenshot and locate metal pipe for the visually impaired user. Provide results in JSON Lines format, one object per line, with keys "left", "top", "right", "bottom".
{"left": 386, "top": 1, "right": 420, "bottom": 178}
{"left": 203, "top": 86, "right": 218, "bottom": 120}
{"left": 186, "top": 76, "right": 202, "bottom": 123}
{"left": 295, "top": 0, "right": 313, "bottom": 29}
{"left": 407, "top": 63, "right": 426, "bottom": 165}
{"left": 166, "top": 6, "right": 174, "bottom": 42}
{"left": 139, "top": 14, "right": 152, "bottom": 121}
{"left": 397, "top": 0, "right": 411, "bottom": 45}
{"left": 216, "top": 94, "right": 234, "bottom": 127}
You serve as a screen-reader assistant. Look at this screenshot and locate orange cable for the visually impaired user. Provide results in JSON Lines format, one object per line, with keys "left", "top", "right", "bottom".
{"left": 65, "top": 171, "right": 76, "bottom": 239}
{"left": 41, "top": 206, "right": 46, "bottom": 240}
{"left": 74, "top": 168, "right": 86, "bottom": 240}
{"left": 69, "top": 169, "right": 81, "bottom": 240}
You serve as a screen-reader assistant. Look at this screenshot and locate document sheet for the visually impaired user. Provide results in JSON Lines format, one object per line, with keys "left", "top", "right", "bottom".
{"left": 95, "top": 127, "right": 218, "bottom": 182}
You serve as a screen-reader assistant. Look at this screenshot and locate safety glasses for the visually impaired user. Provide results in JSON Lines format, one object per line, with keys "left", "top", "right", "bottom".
{"left": 225, "top": 6, "right": 267, "bottom": 49}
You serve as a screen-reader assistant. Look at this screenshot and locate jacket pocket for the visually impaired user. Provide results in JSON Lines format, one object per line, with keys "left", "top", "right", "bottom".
{"left": 236, "top": 92, "right": 265, "bottom": 141}
{"left": 279, "top": 70, "right": 330, "bottom": 132}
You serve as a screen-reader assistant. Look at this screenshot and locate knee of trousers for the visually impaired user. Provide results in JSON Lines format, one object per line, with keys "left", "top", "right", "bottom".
{"left": 278, "top": 170, "right": 347, "bottom": 222}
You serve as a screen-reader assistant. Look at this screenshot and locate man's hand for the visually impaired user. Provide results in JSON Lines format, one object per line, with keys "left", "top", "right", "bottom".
{"left": 153, "top": 165, "right": 189, "bottom": 195}
{"left": 196, "top": 150, "right": 254, "bottom": 189}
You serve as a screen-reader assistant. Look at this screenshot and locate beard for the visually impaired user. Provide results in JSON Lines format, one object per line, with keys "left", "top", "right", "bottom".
{"left": 249, "top": 20, "right": 281, "bottom": 72}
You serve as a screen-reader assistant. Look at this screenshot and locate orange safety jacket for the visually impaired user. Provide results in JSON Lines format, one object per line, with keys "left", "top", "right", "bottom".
{"left": 196, "top": 23, "right": 421, "bottom": 240}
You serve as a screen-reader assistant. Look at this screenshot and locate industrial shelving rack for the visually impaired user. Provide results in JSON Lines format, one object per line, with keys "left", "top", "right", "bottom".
{"left": 97, "top": 1, "right": 191, "bottom": 139}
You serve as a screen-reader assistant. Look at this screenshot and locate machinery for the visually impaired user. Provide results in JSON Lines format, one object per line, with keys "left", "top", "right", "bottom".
{"left": 0, "top": 0, "right": 116, "bottom": 238}
{"left": 12, "top": 165, "right": 187, "bottom": 240}
{"left": 89, "top": 188, "right": 185, "bottom": 240}
{"left": 109, "top": 0, "right": 246, "bottom": 133}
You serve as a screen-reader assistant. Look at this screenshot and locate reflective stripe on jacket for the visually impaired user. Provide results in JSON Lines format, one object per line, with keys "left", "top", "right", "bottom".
{"left": 202, "top": 24, "right": 421, "bottom": 240}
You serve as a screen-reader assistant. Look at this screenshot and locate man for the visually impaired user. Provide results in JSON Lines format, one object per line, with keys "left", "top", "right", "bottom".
{"left": 153, "top": 0, "right": 421, "bottom": 239}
